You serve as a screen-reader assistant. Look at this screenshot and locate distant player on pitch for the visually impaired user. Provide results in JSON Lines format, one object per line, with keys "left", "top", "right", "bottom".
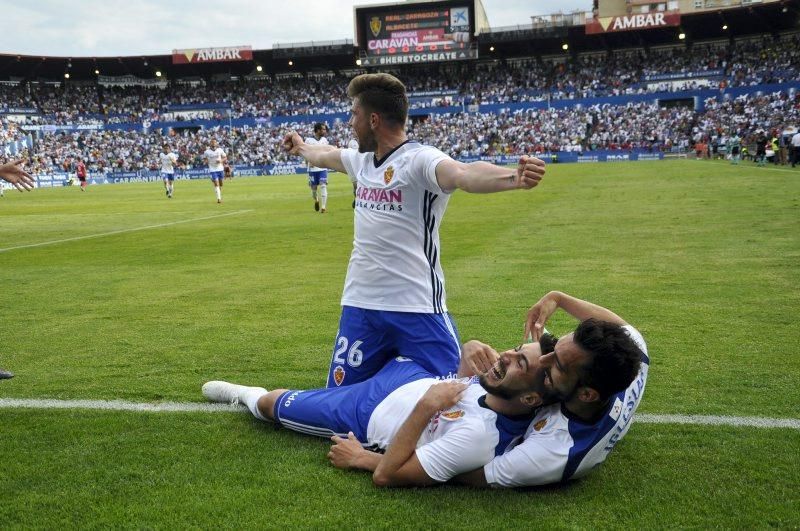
{"left": 159, "top": 144, "right": 179, "bottom": 198}
{"left": 203, "top": 138, "right": 227, "bottom": 204}
{"left": 305, "top": 123, "right": 329, "bottom": 213}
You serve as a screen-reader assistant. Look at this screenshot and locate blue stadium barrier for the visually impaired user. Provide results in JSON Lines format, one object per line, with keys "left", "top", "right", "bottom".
{"left": 34, "top": 151, "right": 665, "bottom": 187}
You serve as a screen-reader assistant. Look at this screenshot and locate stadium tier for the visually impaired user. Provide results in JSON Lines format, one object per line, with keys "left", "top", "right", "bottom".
{"left": 1, "top": 2, "right": 799, "bottom": 183}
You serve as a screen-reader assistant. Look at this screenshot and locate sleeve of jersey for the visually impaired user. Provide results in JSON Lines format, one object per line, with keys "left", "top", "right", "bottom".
{"left": 415, "top": 423, "right": 495, "bottom": 483}
{"left": 483, "top": 430, "right": 572, "bottom": 488}
{"left": 415, "top": 146, "right": 452, "bottom": 195}
{"left": 339, "top": 149, "right": 358, "bottom": 181}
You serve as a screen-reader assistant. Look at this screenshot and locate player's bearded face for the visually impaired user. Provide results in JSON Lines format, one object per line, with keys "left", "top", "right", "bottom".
{"left": 350, "top": 99, "right": 377, "bottom": 153}
{"left": 478, "top": 343, "right": 553, "bottom": 404}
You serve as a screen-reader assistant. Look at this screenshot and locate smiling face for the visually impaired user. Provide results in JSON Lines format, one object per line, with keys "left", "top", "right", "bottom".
{"left": 539, "top": 332, "right": 591, "bottom": 402}
{"left": 478, "top": 342, "right": 547, "bottom": 402}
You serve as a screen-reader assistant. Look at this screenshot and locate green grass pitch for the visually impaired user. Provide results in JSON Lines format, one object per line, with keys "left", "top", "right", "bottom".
{"left": 1, "top": 160, "right": 798, "bottom": 528}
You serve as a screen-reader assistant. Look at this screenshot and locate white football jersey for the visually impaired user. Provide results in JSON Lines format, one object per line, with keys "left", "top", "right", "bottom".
{"left": 339, "top": 142, "right": 451, "bottom": 313}
{"left": 204, "top": 148, "right": 226, "bottom": 171}
{"left": 483, "top": 325, "right": 649, "bottom": 487}
{"left": 159, "top": 152, "right": 178, "bottom": 173}
{"left": 305, "top": 136, "right": 329, "bottom": 172}
{"left": 368, "top": 379, "right": 525, "bottom": 482}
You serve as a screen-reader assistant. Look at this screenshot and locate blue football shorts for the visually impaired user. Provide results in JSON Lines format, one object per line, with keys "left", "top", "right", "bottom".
{"left": 325, "top": 306, "right": 461, "bottom": 388}
{"left": 274, "top": 357, "right": 432, "bottom": 442}
{"left": 307, "top": 170, "right": 328, "bottom": 186}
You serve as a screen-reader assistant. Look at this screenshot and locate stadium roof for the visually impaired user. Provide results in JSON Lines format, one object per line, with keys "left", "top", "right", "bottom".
{"left": 0, "top": 1, "right": 796, "bottom": 82}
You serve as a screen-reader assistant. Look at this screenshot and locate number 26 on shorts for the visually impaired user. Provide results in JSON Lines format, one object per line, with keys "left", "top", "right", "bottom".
{"left": 333, "top": 336, "right": 364, "bottom": 367}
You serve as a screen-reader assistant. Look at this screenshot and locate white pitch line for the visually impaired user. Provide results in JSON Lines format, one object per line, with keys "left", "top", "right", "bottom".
{"left": 636, "top": 413, "right": 800, "bottom": 429}
{"left": 0, "top": 209, "right": 253, "bottom": 253}
{"left": 0, "top": 398, "right": 247, "bottom": 413}
{"left": 0, "top": 398, "right": 798, "bottom": 429}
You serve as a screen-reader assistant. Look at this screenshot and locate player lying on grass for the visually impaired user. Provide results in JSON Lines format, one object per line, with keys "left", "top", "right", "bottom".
{"left": 203, "top": 292, "right": 647, "bottom": 488}
{"left": 0, "top": 158, "right": 35, "bottom": 192}
{"left": 450, "top": 291, "right": 649, "bottom": 487}
{"left": 203, "top": 336, "right": 553, "bottom": 487}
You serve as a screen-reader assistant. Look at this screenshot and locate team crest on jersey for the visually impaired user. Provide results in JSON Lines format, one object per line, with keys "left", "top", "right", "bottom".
{"left": 370, "top": 17, "right": 382, "bottom": 37}
{"left": 440, "top": 409, "right": 465, "bottom": 421}
{"left": 333, "top": 366, "right": 346, "bottom": 386}
{"left": 533, "top": 419, "right": 547, "bottom": 431}
{"left": 383, "top": 165, "right": 394, "bottom": 184}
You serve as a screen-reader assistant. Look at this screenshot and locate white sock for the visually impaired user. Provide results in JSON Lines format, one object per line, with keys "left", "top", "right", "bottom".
{"left": 242, "top": 387, "right": 269, "bottom": 421}
{"left": 215, "top": 187, "right": 222, "bottom": 200}
{"left": 320, "top": 184, "right": 328, "bottom": 209}
{"left": 311, "top": 189, "right": 317, "bottom": 200}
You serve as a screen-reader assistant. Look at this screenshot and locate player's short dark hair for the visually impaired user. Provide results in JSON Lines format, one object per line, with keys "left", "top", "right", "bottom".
{"left": 539, "top": 332, "right": 557, "bottom": 355}
{"left": 313, "top": 122, "right": 327, "bottom": 134}
{"left": 347, "top": 73, "right": 408, "bottom": 126}
{"left": 573, "top": 319, "right": 642, "bottom": 400}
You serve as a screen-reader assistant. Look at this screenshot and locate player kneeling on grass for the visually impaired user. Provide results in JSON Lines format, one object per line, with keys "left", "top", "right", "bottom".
{"left": 203, "top": 292, "right": 647, "bottom": 488}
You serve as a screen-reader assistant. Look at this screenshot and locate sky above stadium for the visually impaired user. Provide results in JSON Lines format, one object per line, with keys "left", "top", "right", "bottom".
{"left": 1, "top": 0, "right": 591, "bottom": 57}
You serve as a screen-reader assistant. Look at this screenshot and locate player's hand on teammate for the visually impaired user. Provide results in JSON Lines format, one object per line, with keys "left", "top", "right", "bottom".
{"left": 460, "top": 340, "right": 500, "bottom": 377}
{"left": 0, "top": 158, "right": 35, "bottom": 192}
{"left": 328, "top": 431, "right": 368, "bottom": 469}
{"left": 282, "top": 131, "right": 305, "bottom": 155}
{"left": 515, "top": 155, "right": 545, "bottom": 190}
{"left": 419, "top": 380, "right": 468, "bottom": 412}
{"left": 524, "top": 291, "right": 560, "bottom": 342}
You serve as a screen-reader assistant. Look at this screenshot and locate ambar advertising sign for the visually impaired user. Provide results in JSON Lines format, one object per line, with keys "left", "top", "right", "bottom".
{"left": 586, "top": 12, "right": 680, "bottom": 34}
{"left": 172, "top": 45, "right": 253, "bottom": 64}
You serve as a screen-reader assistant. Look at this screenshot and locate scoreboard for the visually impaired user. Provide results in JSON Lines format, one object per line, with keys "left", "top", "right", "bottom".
{"left": 355, "top": 1, "right": 478, "bottom": 66}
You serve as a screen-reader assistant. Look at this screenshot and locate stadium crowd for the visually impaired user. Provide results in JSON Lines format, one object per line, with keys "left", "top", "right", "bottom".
{"left": 1, "top": 32, "right": 797, "bottom": 125}
{"left": 2, "top": 89, "right": 797, "bottom": 174}
{"left": 1, "top": 30, "right": 799, "bottom": 173}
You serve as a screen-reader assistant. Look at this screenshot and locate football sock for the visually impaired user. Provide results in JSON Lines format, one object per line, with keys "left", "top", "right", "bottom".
{"left": 215, "top": 187, "right": 222, "bottom": 201}
{"left": 320, "top": 184, "right": 328, "bottom": 209}
{"left": 242, "top": 387, "right": 270, "bottom": 421}
{"left": 311, "top": 189, "right": 317, "bottom": 200}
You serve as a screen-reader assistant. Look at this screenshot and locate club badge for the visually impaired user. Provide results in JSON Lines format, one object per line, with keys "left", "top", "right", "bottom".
{"left": 370, "top": 17, "right": 382, "bottom": 38}
{"left": 333, "top": 366, "right": 346, "bottom": 386}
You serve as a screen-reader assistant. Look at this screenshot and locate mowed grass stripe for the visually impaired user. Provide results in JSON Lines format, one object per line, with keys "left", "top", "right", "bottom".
{"left": 0, "top": 209, "right": 253, "bottom": 253}
{"left": 1, "top": 398, "right": 798, "bottom": 429}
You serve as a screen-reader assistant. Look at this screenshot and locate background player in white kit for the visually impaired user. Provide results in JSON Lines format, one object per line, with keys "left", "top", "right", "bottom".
{"left": 203, "top": 138, "right": 227, "bottom": 204}
{"left": 282, "top": 73, "right": 546, "bottom": 390}
{"left": 305, "top": 123, "right": 329, "bottom": 213}
{"left": 159, "top": 144, "right": 179, "bottom": 198}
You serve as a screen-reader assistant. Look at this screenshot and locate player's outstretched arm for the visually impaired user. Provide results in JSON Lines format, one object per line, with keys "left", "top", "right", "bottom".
{"left": 0, "top": 158, "right": 35, "bottom": 191}
{"left": 372, "top": 381, "right": 468, "bottom": 487}
{"left": 282, "top": 131, "right": 346, "bottom": 173}
{"left": 524, "top": 291, "right": 627, "bottom": 342}
{"left": 435, "top": 155, "right": 545, "bottom": 193}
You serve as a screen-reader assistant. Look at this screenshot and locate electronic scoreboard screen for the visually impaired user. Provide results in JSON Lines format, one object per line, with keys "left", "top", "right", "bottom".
{"left": 355, "top": 1, "right": 477, "bottom": 66}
